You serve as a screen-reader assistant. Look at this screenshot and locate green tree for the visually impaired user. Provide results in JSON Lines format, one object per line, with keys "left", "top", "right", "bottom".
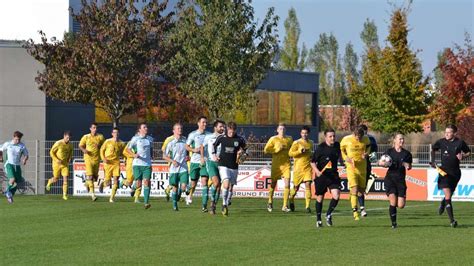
{"left": 360, "top": 18, "right": 379, "bottom": 51}
{"left": 25, "top": 0, "right": 174, "bottom": 127}
{"left": 350, "top": 6, "right": 430, "bottom": 134}
{"left": 165, "top": 0, "right": 279, "bottom": 119}
{"left": 344, "top": 42, "right": 359, "bottom": 89}
{"left": 279, "top": 7, "right": 307, "bottom": 71}
{"left": 308, "top": 33, "right": 345, "bottom": 105}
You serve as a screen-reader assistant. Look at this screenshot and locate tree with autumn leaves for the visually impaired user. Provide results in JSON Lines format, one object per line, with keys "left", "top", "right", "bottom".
{"left": 431, "top": 34, "right": 474, "bottom": 142}
{"left": 350, "top": 6, "right": 430, "bottom": 134}
{"left": 25, "top": 0, "right": 178, "bottom": 127}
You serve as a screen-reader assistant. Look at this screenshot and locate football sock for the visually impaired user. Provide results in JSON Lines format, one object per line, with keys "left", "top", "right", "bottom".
{"left": 305, "top": 189, "right": 311, "bottom": 209}
{"left": 143, "top": 186, "right": 150, "bottom": 204}
{"left": 350, "top": 193, "right": 358, "bottom": 210}
{"left": 86, "top": 180, "right": 95, "bottom": 197}
{"left": 446, "top": 199, "right": 454, "bottom": 222}
{"left": 268, "top": 187, "right": 274, "bottom": 204}
{"left": 111, "top": 183, "right": 118, "bottom": 199}
{"left": 222, "top": 188, "right": 228, "bottom": 206}
{"left": 62, "top": 181, "right": 68, "bottom": 197}
{"left": 283, "top": 187, "right": 290, "bottom": 208}
{"left": 135, "top": 187, "right": 141, "bottom": 201}
{"left": 189, "top": 186, "right": 195, "bottom": 196}
{"left": 358, "top": 195, "right": 365, "bottom": 209}
{"left": 289, "top": 188, "right": 296, "bottom": 203}
{"left": 327, "top": 199, "right": 339, "bottom": 216}
{"left": 389, "top": 205, "right": 397, "bottom": 224}
{"left": 440, "top": 198, "right": 446, "bottom": 208}
{"left": 201, "top": 185, "right": 208, "bottom": 208}
{"left": 172, "top": 191, "right": 177, "bottom": 209}
{"left": 47, "top": 178, "right": 55, "bottom": 188}
{"left": 228, "top": 191, "right": 233, "bottom": 204}
{"left": 210, "top": 185, "right": 216, "bottom": 203}
{"left": 316, "top": 200, "right": 323, "bottom": 221}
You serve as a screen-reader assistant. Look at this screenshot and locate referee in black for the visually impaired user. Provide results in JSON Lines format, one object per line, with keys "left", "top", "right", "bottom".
{"left": 430, "top": 124, "right": 471, "bottom": 227}
{"left": 379, "top": 133, "right": 412, "bottom": 229}
{"left": 311, "top": 128, "right": 342, "bottom": 228}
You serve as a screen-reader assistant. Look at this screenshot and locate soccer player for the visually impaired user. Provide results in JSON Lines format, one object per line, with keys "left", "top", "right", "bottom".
{"left": 163, "top": 123, "right": 189, "bottom": 211}
{"left": 46, "top": 131, "right": 73, "bottom": 200}
{"left": 311, "top": 128, "right": 341, "bottom": 227}
{"left": 430, "top": 125, "right": 471, "bottom": 227}
{"left": 288, "top": 126, "right": 314, "bottom": 213}
{"left": 79, "top": 123, "right": 105, "bottom": 201}
{"left": 378, "top": 133, "right": 412, "bottom": 229}
{"left": 100, "top": 127, "right": 125, "bottom": 203}
{"left": 126, "top": 123, "right": 154, "bottom": 209}
{"left": 213, "top": 122, "right": 246, "bottom": 217}
{"left": 204, "top": 120, "right": 226, "bottom": 214}
{"left": 340, "top": 126, "right": 371, "bottom": 220}
{"left": 161, "top": 135, "right": 175, "bottom": 201}
{"left": 1, "top": 131, "right": 29, "bottom": 203}
{"left": 359, "top": 124, "right": 378, "bottom": 217}
{"left": 186, "top": 116, "right": 211, "bottom": 208}
{"left": 264, "top": 123, "right": 293, "bottom": 212}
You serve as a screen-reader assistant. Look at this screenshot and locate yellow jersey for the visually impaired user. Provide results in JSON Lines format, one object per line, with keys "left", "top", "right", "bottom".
{"left": 79, "top": 133, "right": 105, "bottom": 161}
{"left": 264, "top": 135, "right": 293, "bottom": 167}
{"left": 340, "top": 134, "right": 371, "bottom": 163}
{"left": 100, "top": 138, "right": 125, "bottom": 164}
{"left": 289, "top": 138, "right": 314, "bottom": 174}
{"left": 50, "top": 140, "right": 73, "bottom": 165}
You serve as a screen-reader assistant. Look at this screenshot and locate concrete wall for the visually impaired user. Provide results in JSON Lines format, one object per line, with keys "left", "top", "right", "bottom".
{"left": 0, "top": 43, "right": 46, "bottom": 194}
{"left": 0, "top": 43, "right": 46, "bottom": 143}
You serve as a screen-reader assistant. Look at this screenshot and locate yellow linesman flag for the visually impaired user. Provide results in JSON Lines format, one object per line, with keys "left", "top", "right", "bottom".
{"left": 436, "top": 166, "right": 447, "bottom": 177}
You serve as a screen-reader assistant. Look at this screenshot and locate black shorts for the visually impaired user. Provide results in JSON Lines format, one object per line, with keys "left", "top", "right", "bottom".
{"left": 315, "top": 174, "right": 341, "bottom": 196}
{"left": 437, "top": 174, "right": 461, "bottom": 192}
{"left": 384, "top": 177, "right": 407, "bottom": 197}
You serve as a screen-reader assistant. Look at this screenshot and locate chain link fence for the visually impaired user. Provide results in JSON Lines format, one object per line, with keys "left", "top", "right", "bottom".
{"left": 1, "top": 140, "right": 473, "bottom": 195}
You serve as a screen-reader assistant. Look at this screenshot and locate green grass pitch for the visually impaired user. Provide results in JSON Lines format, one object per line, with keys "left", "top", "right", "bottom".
{"left": 1, "top": 196, "right": 473, "bottom": 265}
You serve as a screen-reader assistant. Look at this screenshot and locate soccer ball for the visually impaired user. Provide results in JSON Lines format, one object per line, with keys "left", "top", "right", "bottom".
{"left": 380, "top": 154, "right": 392, "bottom": 167}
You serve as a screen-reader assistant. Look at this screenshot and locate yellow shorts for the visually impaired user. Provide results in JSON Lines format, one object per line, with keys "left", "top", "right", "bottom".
{"left": 85, "top": 160, "right": 100, "bottom": 177}
{"left": 53, "top": 164, "right": 69, "bottom": 178}
{"left": 271, "top": 163, "right": 291, "bottom": 181}
{"left": 293, "top": 171, "right": 312, "bottom": 187}
{"left": 104, "top": 163, "right": 120, "bottom": 181}
{"left": 346, "top": 161, "right": 367, "bottom": 189}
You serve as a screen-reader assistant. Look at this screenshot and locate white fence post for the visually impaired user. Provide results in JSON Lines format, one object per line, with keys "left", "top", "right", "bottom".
{"left": 35, "top": 139, "right": 39, "bottom": 195}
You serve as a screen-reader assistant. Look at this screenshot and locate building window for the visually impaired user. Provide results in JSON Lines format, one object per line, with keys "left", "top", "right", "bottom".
{"left": 235, "top": 90, "right": 313, "bottom": 125}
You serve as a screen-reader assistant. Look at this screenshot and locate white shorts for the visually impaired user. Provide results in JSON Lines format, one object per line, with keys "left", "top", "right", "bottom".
{"left": 218, "top": 166, "right": 238, "bottom": 185}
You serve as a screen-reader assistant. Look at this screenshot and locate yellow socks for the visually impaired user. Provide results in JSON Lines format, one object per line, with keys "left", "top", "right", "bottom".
{"left": 268, "top": 187, "right": 274, "bottom": 204}
{"left": 111, "top": 183, "right": 118, "bottom": 200}
{"left": 283, "top": 187, "right": 290, "bottom": 207}
{"left": 289, "top": 188, "right": 296, "bottom": 203}
{"left": 135, "top": 187, "right": 142, "bottom": 201}
{"left": 62, "top": 182, "right": 68, "bottom": 197}
{"left": 86, "top": 180, "right": 95, "bottom": 197}
{"left": 190, "top": 186, "right": 195, "bottom": 197}
{"left": 305, "top": 189, "right": 311, "bottom": 209}
{"left": 350, "top": 193, "right": 358, "bottom": 210}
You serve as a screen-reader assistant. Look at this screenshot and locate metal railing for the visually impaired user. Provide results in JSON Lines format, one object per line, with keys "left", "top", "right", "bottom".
{"left": 1, "top": 140, "right": 472, "bottom": 195}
